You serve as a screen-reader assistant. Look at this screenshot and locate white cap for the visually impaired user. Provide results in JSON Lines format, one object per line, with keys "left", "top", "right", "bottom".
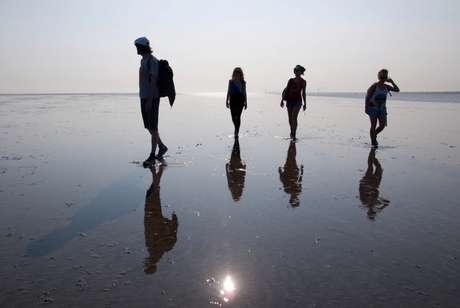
{"left": 134, "top": 37, "right": 150, "bottom": 46}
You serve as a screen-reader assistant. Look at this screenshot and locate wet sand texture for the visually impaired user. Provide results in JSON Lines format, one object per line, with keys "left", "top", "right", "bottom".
{"left": 1, "top": 93, "right": 459, "bottom": 307}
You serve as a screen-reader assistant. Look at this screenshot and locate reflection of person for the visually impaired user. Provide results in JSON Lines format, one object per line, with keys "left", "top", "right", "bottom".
{"left": 226, "top": 67, "right": 247, "bottom": 137}
{"left": 278, "top": 141, "right": 304, "bottom": 207}
{"left": 226, "top": 138, "right": 246, "bottom": 202}
{"left": 280, "top": 65, "right": 307, "bottom": 141}
{"left": 144, "top": 164, "right": 178, "bottom": 274}
{"left": 359, "top": 149, "right": 390, "bottom": 221}
{"left": 364, "top": 68, "right": 400, "bottom": 147}
{"left": 135, "top": 37, "right": 168, "bottom": 166}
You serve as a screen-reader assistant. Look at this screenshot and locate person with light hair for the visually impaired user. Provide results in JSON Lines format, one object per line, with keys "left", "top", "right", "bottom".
{"left": 365, "top": 69, "right": 400, "bottom": 147}
{"left": 226, "top": 67, "right": 247, "bottom": 137}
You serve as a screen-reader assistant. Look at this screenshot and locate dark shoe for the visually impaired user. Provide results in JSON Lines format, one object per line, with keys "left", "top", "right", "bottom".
{"left": 371, "top": 140, "right": 378, "bottom": 146}
{"left": 143, "top": 153, "right": 156, "bottom": 166}
{"left": 156, "top": 144, "right": 168, "bottom": 159}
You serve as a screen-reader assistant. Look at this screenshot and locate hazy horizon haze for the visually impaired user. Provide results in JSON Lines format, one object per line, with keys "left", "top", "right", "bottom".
{"left": 1, "top": 0, "right": 459, "bottom": 94}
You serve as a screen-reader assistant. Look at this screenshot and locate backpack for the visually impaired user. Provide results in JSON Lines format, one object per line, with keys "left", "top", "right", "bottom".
{"left": 148, "top": 57, "right": 176, "bottom": 107}
{"left": 282, "top": 78, "right": 294, "bottom": 101}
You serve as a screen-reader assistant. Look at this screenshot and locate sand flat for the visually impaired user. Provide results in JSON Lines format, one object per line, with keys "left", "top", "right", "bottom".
{"left": 0, "top": 93, "right": 459, "bottom": 307}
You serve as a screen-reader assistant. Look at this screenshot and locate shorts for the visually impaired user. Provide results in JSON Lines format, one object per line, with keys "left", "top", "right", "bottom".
{"left": 286, "top": 100, "right": 302, "bottom": 108}
{"left": 367, "top": 106, "right": 387, "bottom": 117}
{"left": 140, "top": 97, "right": 160, "bottom": 130}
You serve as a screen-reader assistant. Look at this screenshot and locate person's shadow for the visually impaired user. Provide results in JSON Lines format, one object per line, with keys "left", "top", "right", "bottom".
{"left": 278, "top": 141, "right": 304, "bottom": 208}
{"left": 26, "top": 171, "right": 145, "bottom": 257}
{"left": 359, "top": 149, "right": 390, "bottom": 221}
{"left": 225, "top": 138, "right": 246, "bottom": 203}
{"left": 143, "top": 164, "right": 178, "bottom": 275}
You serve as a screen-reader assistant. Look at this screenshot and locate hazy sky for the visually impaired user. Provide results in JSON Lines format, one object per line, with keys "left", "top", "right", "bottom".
{"left": 1, "top": 0, "right": 459, "bottom": 94}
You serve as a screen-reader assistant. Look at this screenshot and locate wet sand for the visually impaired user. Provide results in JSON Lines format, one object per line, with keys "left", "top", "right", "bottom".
{"left": 1, "top": 93, "right": 459, "bottom": 307}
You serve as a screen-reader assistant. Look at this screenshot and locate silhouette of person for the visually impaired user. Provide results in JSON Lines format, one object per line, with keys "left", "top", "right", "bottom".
{"left": 225, "top": 138, "right": 246, "bottom": 202}
{"left": 364, "top": 68, "right": 400, "bottom": 147}
{"left": 359, "top": 149, "right": 390, "bottom": 221}
{"left": 143, "top": 164, "right": 178, "bottom": 274}
{"left": 134, "top": 36, "right": 169, "bottom": 166}
{"left": 226, "top": 67, "right": 248, "bottom": 137}
{"left": 280, "top": 65, "right": 307, "bottom": 141}
{"left": 278, "top": 141, "right": 304, "bottom": 207}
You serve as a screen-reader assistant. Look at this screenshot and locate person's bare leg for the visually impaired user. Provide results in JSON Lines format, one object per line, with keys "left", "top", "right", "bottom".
{"left": 369, "top": 116, "right": 378, "bottom": 143}
{"left": 143, "top": 129, "right": 160, "bottom": 165}
{"left": 290, "top": 106, "right": 301, "bottom": 134}
{"left": 149, "top": 129, "right": 159, "bottom": 155}
{"left": 287, "top": 107, "right": 293, "bottom": 135}
{"left": 375, "top": 115, "right": 387, "bottom": 138}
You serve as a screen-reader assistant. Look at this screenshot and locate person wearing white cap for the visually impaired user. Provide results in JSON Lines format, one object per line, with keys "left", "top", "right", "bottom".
{"left": 280, "top": 65, "right": 307, "bottom": 141}
{"left": 135, "top": 37, "right": 168, "bottom": 166}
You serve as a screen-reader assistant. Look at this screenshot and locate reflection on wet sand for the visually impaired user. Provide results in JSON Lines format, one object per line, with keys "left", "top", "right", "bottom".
{"left": 144, "top": 164, "right": 178, "bottom": 275}
{"left": 278, "top": 141, "right": 304, "bottom": 207}
{"left": 359, "top": 149, "right": 390, "bottom": 220}
{"left": 225, "top": 138, "right": 246, "bottom": 203}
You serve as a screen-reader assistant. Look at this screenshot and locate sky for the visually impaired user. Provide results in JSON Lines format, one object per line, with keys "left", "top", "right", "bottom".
{"left": 0, "top": 0, "right": 459, "bottom": 94}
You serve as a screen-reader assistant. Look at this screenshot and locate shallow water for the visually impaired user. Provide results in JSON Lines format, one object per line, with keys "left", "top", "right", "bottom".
{"left": 1, "top": 93, "right": 459, "bottom": 307}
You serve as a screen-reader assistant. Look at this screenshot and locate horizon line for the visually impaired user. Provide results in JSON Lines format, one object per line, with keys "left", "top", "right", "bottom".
{"left": 1, "top": 91, "right": 460, "bottom": 96}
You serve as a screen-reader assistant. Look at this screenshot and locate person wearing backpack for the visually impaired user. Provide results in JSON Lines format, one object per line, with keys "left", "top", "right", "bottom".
{"left": 365, "top": 69, "right": 400, "bottom": 147}
{"left": 280, "top": 65, "right": 307, "bottom": 141}
{"left": 135, "top": 37, "right": 168, "bottom": 166}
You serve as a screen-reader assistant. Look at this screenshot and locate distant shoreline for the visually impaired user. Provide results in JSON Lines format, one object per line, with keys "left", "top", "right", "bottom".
{"left": 1, "top": 91, "right": 460, "bottom": 96}
{"left": 1, "top": 92, "right": 459, "bottom": 104}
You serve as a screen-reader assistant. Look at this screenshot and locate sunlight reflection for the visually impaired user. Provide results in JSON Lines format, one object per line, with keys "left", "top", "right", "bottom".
{"left": 220, "top": 275, "right": 236, "bottom": 302}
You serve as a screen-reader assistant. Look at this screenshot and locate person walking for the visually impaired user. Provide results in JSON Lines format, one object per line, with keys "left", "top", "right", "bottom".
{"left": 135, "top": 36, "right": 168, "bottom": 166}
{"left": 280, "top": 65, "right": 307, "bottom": 141}
{"left": 226, "top": 67, "right": 247, "bottom": 137}
{"left": 364, "top": 69, "right": 400, "bottom": 147}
